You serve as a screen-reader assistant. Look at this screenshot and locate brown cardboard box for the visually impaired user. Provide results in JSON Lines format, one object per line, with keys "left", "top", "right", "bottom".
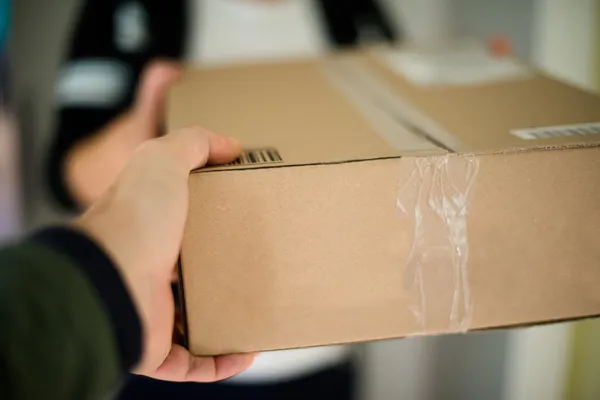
{"left": 167, "top": 48, "right": 600, "bottom": 356}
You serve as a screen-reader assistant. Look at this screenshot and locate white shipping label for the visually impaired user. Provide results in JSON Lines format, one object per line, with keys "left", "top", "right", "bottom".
{"left": 379, "top": 46, "right": 532, "bottom": 87}
{"left": 511, "top": 123, "right": 600, "bottom": 140}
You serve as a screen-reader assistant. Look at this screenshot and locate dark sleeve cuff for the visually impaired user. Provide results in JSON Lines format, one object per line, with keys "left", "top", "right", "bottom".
{"left": 31, "top": 227, "right": 142, "bottom": 371}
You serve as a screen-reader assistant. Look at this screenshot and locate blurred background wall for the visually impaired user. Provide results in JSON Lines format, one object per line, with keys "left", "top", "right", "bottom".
{"left": 8, "top": 1, "right": 600, "bottom": 399}
{"left": 9, "top": 0, "right": 79, "bottom": 230}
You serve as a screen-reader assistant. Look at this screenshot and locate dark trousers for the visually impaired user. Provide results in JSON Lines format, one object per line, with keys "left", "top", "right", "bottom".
{"left": 117, "top": 360, "right": 356, "bottom": 400}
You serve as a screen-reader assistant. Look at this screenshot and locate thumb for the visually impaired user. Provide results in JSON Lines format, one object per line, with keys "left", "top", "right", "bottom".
{"left": 155, "top": 126, "right": 242, "bottom": 172}
{"left": 133, "top": 60, "right": 181, "bottom": 123}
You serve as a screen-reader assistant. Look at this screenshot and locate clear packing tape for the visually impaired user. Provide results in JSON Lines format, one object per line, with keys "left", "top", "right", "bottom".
{"left": 397, "top": 155, "right": 479, "bottom": 333}
{"left": 322, "top": 55, "right": 465, "bottom": 154}
{"left": 321, "top": 54, "right": 479, "bottom": 333}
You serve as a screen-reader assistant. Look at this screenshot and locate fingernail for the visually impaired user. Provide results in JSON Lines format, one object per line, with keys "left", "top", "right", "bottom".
{"left": 225, "top": 136, "right": 240, "bottom": 147}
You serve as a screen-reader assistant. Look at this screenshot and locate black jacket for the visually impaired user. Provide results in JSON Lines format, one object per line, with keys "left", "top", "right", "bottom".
{"left": 0, "top": 228, "right": 142, "bottom": 399}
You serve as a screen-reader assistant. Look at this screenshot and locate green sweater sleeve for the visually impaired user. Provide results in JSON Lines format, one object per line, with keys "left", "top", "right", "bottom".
{"left": 0, "top": 228, "right": 142, "bottom": 400}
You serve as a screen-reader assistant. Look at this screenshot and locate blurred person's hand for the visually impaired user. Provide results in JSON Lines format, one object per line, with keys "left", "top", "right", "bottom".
{"left": 65, "top": 61, "right": 181, "bottom": 207}
{"left": 74, "top": 126, "right": 253, "bottom": 382}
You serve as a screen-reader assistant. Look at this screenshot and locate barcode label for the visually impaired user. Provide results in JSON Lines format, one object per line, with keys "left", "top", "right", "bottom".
{"left": 228, "top": 148, "right": 283, "bottom": 166}
{"left": 511, "top": 123, "right": 600, "bottom": 140}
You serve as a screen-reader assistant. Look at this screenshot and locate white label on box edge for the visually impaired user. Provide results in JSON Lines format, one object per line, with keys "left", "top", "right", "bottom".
{"left": 511, "top": 123, "right": 600, "bottom": 140}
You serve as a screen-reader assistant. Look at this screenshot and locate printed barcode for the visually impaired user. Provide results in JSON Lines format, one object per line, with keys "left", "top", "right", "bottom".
{"left": 228, "top": 148, "right": 283, "bottom": 166}
{"left": 511, "top": 123, "right": 600, "bottom": 140}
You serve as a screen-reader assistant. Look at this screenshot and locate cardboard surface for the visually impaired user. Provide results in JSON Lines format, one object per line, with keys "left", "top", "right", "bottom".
{"left": 168, "top": 48, "right": 600, "bottom": 356}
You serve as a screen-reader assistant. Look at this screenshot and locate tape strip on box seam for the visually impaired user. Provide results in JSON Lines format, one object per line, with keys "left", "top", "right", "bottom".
{"left": 321, "top": 61, "right": 439, "bottom": 153}
{"left": 397, "top": 155, "right": 479, "bottom": 333}
{"left": 321, "top": 57, "right": 465, "bottom": 153}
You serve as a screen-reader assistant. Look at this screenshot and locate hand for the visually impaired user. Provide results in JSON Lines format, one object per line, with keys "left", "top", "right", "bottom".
{"left": 74, "top": 127, "right": 254, "bottom": 382}
{"left": 65, "top": 61, "right": 181, "bottom": 207}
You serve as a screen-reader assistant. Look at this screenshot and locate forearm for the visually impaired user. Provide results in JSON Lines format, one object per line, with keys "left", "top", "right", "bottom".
{"left": 0, "top": 228, "right": 141, "bottom": 400}
{"left": 64, "top": 111, "right": 145, "bottom": 206}
{"left": 48, "top": 108, "right": 130, "bottom": 211}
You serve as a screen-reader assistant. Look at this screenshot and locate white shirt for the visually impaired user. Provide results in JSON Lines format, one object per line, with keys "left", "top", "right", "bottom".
{"left": 185, "top": 0, "right": 351, "bottom": 384}
{"left": 187, "top": 0, "right": 328, "bottom": 66}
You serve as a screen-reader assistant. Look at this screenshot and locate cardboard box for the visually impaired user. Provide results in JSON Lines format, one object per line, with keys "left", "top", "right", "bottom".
{"left": 168, "top": 47, "right": 600, "bottom": 356}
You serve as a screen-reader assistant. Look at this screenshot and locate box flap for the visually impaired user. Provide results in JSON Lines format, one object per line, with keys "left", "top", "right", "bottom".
{"left": 364, "top": 47, "right": 600, "bottom": 152}
{"left": 167, "top": 60, "right": 409, "bottom": 171}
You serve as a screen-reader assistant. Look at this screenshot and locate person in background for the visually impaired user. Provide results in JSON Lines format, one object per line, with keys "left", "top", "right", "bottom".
{"left": 47, "top": 1, "right": 399, "bottom": 398}
{"left": 1, "top": 128, "right": 255, "bottom": 400}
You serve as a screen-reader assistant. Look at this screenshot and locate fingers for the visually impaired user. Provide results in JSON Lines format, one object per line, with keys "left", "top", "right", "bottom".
{"left": 156, "top": 126, "right": 242, "bottom": 172}
{"left": 205, "top": 133, "right": 244, "bottom": 166}
{"left": 134, "top": 60, "right": 182, "bottom": 122}
{"left": 149, "top": 345, "right": 255, "bottom": 383}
